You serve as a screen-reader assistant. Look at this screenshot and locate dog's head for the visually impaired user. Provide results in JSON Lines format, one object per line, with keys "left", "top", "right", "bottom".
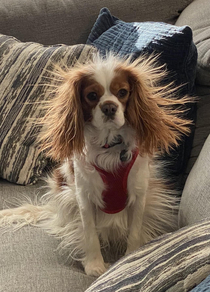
{"left": 40, "top": 54, "right": 192, "bottom": 161}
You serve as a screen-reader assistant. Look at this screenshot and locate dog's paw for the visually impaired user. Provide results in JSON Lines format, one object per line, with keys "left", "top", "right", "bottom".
{"left": 84, "top": 260, "right": 108, "bottom": 277}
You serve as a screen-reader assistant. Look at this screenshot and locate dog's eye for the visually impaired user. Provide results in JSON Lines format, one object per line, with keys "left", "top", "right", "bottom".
{"left": 87, "top": 92, "right": 98, "bottom": 101}
{"left": 117, "top": 89, "right": 128, "bottom": 99}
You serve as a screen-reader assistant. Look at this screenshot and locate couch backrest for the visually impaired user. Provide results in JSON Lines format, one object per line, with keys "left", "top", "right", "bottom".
{"left": 0, "top": 0, "right": 193, "bottom": 45}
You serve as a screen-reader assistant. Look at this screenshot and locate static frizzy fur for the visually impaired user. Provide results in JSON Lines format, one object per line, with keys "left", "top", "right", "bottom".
{"left": 39, "top": 53, "right": 192, "bottom": 160}
{"left": 0, "top": 53, "right": 193, "bottom": 276}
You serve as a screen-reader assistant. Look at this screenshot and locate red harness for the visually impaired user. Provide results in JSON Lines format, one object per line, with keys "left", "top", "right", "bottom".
{"left": 94, "top": 149, "right": 139, "bottom": 214}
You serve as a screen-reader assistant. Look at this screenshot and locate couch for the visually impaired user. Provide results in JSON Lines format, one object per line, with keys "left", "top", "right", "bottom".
{"left": 0, "top": 0, "right": 210, "bottom": 291}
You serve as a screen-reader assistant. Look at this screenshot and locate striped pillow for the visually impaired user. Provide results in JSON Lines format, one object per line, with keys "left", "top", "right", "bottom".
{"left": 86, "top": 220, "right": 210, "bottom": 292}
{"left": 0, "top": 34, "right": 96, "bottom": 185}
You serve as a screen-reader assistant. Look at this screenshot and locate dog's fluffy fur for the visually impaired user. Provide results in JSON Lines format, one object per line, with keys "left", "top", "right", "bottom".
{"left": 0, "top": 54, "right": 192, "bottom": 276}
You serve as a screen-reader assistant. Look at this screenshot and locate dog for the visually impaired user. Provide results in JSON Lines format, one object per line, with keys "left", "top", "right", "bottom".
{"left": 0, "top": 53, "right": 192, "bottom": 276}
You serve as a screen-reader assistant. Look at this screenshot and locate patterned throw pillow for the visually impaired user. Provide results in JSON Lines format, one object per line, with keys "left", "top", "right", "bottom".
{"left": 87, "top": 8, "right": 198, "bottom": 189}
{"left": 0, "top": 34, "right": 96, "bottom": 185}
{"left": 86, "top": 220, "right": 210, "bottom": 292}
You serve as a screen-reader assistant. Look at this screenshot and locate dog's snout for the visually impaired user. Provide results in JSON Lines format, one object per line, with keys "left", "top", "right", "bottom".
{"left": 101, "top": 102, "right": 118, "bottom": 117}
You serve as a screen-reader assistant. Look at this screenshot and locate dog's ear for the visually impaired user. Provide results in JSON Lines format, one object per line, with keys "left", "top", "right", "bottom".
{"left": 124, "top": 59, "right": 192, "bottom": 155}
{"left": 40, "top": 67, "right": 86, "bottom": 161}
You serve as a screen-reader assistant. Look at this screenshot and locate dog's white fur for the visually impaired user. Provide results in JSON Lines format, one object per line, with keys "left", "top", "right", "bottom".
{"left": 0, "top": 54, "right": 192, "bottom": 276}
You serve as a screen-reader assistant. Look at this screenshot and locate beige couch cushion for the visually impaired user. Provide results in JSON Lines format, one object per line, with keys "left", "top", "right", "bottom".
{"left": 176, "top": 0, "right": 210, "bottom": 86}
{"left": 179, "top": 135, "right": 210, "bottom": 227}
{"left": 176, "top": 0, "right": 210, "bottom": 175}
{"left": 0, "top": 0, "right": 194, "bottom": 45}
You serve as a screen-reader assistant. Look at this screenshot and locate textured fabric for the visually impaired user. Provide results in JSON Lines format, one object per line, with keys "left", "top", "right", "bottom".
{"left": 184, "top": 86, "right": 210, "bottom": 177}
{"left": 0, "top": 0, "right": 193, "bottom": 46}
{"left": 175, "top": 0, "right": 210, "bottom": 176}
{"left": 0, "top": 34, "right": 96, "bottom": 185}
{"left": 86, "top": 220, "right": 210, "bottom": 292}
{"left": 179, "top": 135, "right": 210, "bottom": 227}
{"left": 0, "top": 226, "right": 94, "bottom": 292}
{"left": 191, "top": 274, "right": 210, "bottom": 292}
{"left": 87, "top": 8, "right": 197, "bottom": 89}
{"left": 0, "top": 178, "right": 47, "bottom": 211}
{"left": 94, "top": 149, "right": 139, "bottom": 214}
{"left": 87, "top": 8, "right": 197, "bottom": 189}
{"left": 176, "top": 0, "right": 210, "bottom": 86}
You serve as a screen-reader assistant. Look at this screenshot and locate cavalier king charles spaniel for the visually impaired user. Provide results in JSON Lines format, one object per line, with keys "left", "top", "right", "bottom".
{"left": 0, "top": 53, "right": 192, "bottom": 276}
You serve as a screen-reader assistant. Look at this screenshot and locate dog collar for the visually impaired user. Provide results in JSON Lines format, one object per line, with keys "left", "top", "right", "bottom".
{"left": 93, "top": 149, "right": 139, "bottom": 214}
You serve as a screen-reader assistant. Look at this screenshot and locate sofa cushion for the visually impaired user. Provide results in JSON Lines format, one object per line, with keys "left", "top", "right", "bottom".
{"left": 179, "top": 135, "right": 210, "bottom": 227}
{"left": 0, "top": 178, "right": 47, "bottom": 210}
{"left": 86, "top": 220, "right": 210, "bottom": 292}
{"left": 176, "top": 0, "right": 210, "bottom": 176}
{"left": 0, "top": 34, "right": 95, "bottom": 185}
{"left": 184, "top": 86, "right": 210, "bottom": 177}
{"left": 176, "top": 0, "right": 210, "bottom": 86}
{"left": 0, "top": 226, "right": 94, "bottom": 292}
{"left": 0, "top": 0, "right": 193, "bottom": 45}
{"left": 87, "top": 8, "right": 197, "bottom": 188}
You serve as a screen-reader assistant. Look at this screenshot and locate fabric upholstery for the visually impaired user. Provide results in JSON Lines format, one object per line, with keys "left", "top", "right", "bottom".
{"left": 184, "top": 86, "right": 210, "bottom": 177}
{"left": 176, "top": 0, "right": 210, "bottom": 86}
{"left": 86, "top": 220, "right": 210, "bottom": 292}
{"left": 87, "top": 7, "right": 197, "bottom": 188}
{"left": 0, "top": 34, "right": 95, "bottom": 185}
{"left": 87, "top": 8, "right": 197, "bottom": 90}
{"left": 179, "top": 135, "right": 210, "bottom": 227}
{"left": 176, "top": 0, "right": 210, "bottom": 176}
{"left": 0, "top": 0, "right": 193, "bottom": 45}
{"left": 0, "top": 178, "right": 46, "bottom": 211}
{"left": 0, "top": 226, "right": 94, "bottom": 292}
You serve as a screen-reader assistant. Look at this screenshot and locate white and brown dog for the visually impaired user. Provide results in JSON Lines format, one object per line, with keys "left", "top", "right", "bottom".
{"left": 0, "top": 54, "right": 192, "bottom": 276}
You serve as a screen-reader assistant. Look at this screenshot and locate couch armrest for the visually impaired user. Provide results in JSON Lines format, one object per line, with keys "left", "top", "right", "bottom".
{"left": 179, "top": 135, "right": 210, "bottom": 227}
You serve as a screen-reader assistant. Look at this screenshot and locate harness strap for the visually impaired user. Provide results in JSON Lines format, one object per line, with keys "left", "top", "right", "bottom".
{"left": 93, "top": 149, "right": 139, "bottom": 214}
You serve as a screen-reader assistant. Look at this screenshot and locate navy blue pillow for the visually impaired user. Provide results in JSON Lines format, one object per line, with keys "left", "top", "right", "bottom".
{"left": 87, "top": 8, "right": 197, "bottom": 189}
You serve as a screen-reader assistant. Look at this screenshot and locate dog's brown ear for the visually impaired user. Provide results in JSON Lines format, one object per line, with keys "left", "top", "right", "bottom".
{"left": 124, "top": 59, "right": 192, "bottom": 155}
{"left": 40, "top": 68, "right": 86, "bottom": 161}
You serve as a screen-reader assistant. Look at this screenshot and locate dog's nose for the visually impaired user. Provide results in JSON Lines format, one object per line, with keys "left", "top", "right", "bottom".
{"left": 101, "top": 102, "right": 118, "bottom": 117}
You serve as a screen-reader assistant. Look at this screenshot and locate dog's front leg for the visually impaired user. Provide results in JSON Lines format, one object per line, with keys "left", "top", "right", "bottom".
{"left": 126, "top": 157, "right": 149, "bottom": 255}
{"left": 75, "top": 175, "right": 107, "bottom": 276}
{"left": 126, "top": 195, "right": 147, "bottom": 255}
{"left": 80, "top": 199, "right": 107, "bottom": 276}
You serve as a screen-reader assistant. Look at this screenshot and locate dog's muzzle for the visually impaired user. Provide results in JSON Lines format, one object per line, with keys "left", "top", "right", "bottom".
{"left": 101, "top": 102, "right": 118, "bottom": 119}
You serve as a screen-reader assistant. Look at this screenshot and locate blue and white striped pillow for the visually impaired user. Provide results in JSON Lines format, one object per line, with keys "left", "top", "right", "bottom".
{"left": 86, "top": 220, "right": 210, "bottom": 292}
